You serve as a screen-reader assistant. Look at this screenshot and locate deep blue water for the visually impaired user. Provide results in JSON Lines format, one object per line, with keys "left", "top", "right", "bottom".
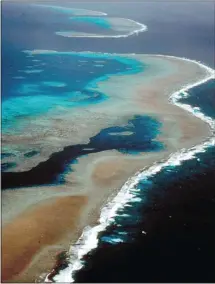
{"left": 2, "top": 50, "right": 134, "bottom": 133}
{"left": 2, "top": 1, "right": 163, "bottom": 177}
{"left": 2, "top": 115, "right": 163, "bottom": 187}
{"left": 179, "top": 79, "right": 215, "bottom": 119}
{"left": 74, "top": 145, "right": 215, "bottom": 283}
{"left": 2, "top": 2, "right": 147, "bottom": 135}
{"left": 3, "top": 1, "right": 214, "bottom": 66}
{"left": 33, "top": 5, "right": 121, "bottom": 36}
{"left": 2, "top": 1, "right": 215, "bottom": 283}
{"left": 96, "top": 141, "right": 215, "bottom": 247}
{"left": 71, "top": 81, "right": 215, "bottom": 283}
{"left": 1, "top": 162, "right": 17, "bottom": 172}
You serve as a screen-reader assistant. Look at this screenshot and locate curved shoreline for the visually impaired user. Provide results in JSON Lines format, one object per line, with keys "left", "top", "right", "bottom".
{"left": 3, "top": 3, "right": 215, "bottom": 282}
{"left": 32, "top": 5, "right": 147, "bottom": 38}
{"left": 2, "top": 53, "right": 214, "bottom": 283}
{"left": 45, "top": 57, "right": 215, "bottom": 282}
{"left": 2, "top": 52, "right": 144, "bottom": 175}
{"left": 56, "top": 18, "right": 147, "bottom": 38}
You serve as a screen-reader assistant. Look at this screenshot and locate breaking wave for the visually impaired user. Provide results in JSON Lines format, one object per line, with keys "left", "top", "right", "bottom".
{"left": 44, "top": 57, "right": 215, "bottom": 282}
{"left": 56, "top": 18, "right": 147, "bottom": 38}
{"left": 33, "top": 5, "right": 147, "bottom": 38}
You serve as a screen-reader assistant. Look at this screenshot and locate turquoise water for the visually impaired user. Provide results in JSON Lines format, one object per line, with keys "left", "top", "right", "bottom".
{"left": 2, "top": 162, "right": 17, "bottom": 171}
{"left": 24, "top": 150, "right": 40, "bottom": 158}
{"left": 32, "top": 4, "right": 142, "bottom": 38}
{"left": 2, "top": 114, "right": 164, "bottom": 187}
{"left": 3, "top": 2, "right": 215, "bottom": 283}
{"left": 33, "top": 4, "right": 104, "bottom": 16}
{"left": 2, "top": 51, "right": 144, "bottom": 135}
{"left": 69, "top": 16, "right": 111, "bottom": 29}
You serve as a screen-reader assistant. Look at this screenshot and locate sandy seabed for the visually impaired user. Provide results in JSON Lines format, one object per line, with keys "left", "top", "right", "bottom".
{"left": 2, "top": 53, "right": 214, "bottom": 282}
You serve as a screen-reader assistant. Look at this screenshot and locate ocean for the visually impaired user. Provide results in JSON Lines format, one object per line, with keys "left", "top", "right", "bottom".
{"left": 2, "top": 113, "right": 163, "bottom": 188}
{"left": 73, "top": 144, "right": 215, "bottom": 283}
{"left": 2, "top": 1, "right": 214, "bottom": 66}
{"left": 2, "top": 1, "right": 215, "bottom": 283}
{"left": 50, "top": 75, "right": 215, "bottom": 282}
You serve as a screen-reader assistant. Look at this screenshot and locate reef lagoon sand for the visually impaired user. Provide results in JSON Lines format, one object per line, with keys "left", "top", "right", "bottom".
{"left": 56, "top": 17, "right": 147, "bottom": 38}
{"left": 2, "top": 53, "right": 211, "bottom": 173}
{"left": 32, "top": 4, "right": 146, "bottom": 38}
{"left": 2, "top": 54, "right": 213, "bottom": 282}
{"left": 2, "top": 196, "right": 87, "bottom": 283}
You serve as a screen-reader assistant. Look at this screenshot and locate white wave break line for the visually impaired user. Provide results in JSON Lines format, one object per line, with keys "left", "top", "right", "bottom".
{"left": 33, "top": 4, "right": 147, "bottom": 38}
{"left": 57, "top": 18, "right": 148, "bottom": 38}
{"left": 45, "top": 57, "right": 215, "bottom": 283}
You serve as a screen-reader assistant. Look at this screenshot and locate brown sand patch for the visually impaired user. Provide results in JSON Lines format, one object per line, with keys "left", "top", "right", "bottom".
{"left": 135, "top": 67, "right": 211, "bottom": 150}
{"left": 90, "top": 152, "right": 168, "bottom": 190}
{"left": 92, "top": 158, "right": 129, "bottom": 186}
{"left": 2, "top": 55, "right": 212, "bottom": 282}
{"left": 1, "top": 195, "right": 87, "bottom": 282}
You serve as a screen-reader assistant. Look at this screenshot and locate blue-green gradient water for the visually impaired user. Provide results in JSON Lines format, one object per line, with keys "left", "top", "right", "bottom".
{"left": 2, "top": 1, "right": 215, "bottom": 283}
{"left": 2, "top": 2, "right": 163, "bottom": 178}
{"left": 2, "top": 50, "right": 142, "bottom": 134}
{"left": 69, "top": 16, "right": 111, "bottom": 29}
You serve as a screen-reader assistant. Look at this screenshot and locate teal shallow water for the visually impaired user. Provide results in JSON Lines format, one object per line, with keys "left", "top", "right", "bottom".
{"left": 69, "top": 16, "right": 111, "bottom": 29}
{"left": 2, "top": 52, "right": 144, "bottom": 135}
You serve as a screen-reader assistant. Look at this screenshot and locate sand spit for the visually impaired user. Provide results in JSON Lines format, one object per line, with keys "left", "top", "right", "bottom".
{"left": 32, "top": 5, "right": 147, "bottom": 38}
{"left": 2, "top": 54, "right": 214, "bottom": 282}
{"left": 56, "top": 18, "right": 147, "bottom": 38}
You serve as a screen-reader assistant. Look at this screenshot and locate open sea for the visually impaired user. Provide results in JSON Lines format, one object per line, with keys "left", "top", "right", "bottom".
{"left": 2, "top": 1, "right": 215, "bottom": 282}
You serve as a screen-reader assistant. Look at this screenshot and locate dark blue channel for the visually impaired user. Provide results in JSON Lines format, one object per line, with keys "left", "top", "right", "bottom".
{"left": 2, "top": 115, "right": 163, "bottom": 189}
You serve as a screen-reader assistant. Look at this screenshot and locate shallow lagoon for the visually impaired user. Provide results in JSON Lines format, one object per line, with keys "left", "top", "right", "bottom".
{"left": 2, "top": 115, "right": 163, "bottom": 188}
{"left": 2, "top": 2, "right": 215, "bottom": 283}
{"left": 34, "top": 4, "right": 147, "bottom": 38}
{"left": 2, "top": 52, "right": 143, "bottom": 135}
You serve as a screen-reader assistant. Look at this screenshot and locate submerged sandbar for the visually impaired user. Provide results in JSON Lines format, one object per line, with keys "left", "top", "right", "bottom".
{"left": 2, "top": 52, "right": 214, "bottom": 282}
{"left": 33, "top": 5, "right": 147, "bottom": 38}
{"left": 56, "top": 17, "right": 147, "bottom": 38}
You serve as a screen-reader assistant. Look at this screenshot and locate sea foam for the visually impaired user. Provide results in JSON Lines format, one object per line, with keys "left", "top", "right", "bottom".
{"left": 44, "top": 57, "right": 215, "bottom": 282}
{"left": 33, "top": 5, "right": 147, "bottom": 38}
{"left": 56, "top": 18, "right": 147, "bottom": 38}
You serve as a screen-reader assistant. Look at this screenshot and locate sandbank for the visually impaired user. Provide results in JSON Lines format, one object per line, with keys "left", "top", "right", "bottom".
{"left": 56, "top": 17, "right": 147, "bottom": 38}
{"left": 2, "top": 196, "right": 87, "bottom": 282}
{"left": 2, "top": 53, "right": 214, "bottom": 282}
